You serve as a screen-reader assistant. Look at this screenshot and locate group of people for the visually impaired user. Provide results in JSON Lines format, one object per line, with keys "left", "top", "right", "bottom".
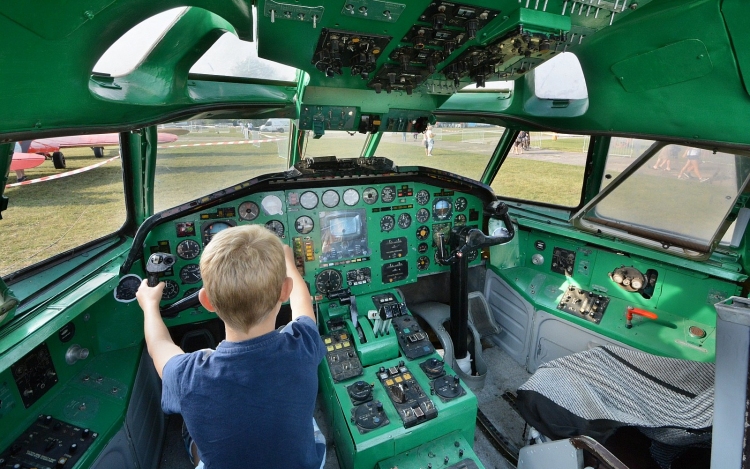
{"left": 651, "top": 145, "right": 709, "bottom": 182}
{"left": 513, "top": 130, "right": 530, "bottom": 154}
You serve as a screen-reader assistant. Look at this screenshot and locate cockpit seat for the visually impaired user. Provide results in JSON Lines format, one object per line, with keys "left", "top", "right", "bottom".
{"left": 516, "top": 346, "right": 714, "bottom": 468}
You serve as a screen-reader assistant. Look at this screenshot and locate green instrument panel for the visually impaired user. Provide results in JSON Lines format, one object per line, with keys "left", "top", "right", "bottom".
{"left": 143, "top": 182, "right": 485, "bottom": 306}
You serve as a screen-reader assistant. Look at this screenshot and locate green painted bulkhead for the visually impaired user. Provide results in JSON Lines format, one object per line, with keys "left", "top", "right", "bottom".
{"left": 0, "top": 1, "right": 749, "bottom": 468}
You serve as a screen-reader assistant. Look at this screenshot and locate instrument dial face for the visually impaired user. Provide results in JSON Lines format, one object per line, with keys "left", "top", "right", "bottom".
{"left": 300, "top": 191, "right": 319, "bottom": 210}
{"left": 265, "top": 220, "right": 285, "bottom": 238}
{"left": 162, "top": 280, "right": 180, "bottom": 301}
{"left": 203, "top": 221, "right": 234, "bottom": 245}
{"left": 433, "top": 198, "right": 452, "bottom": 221}
{"left": 343, "top": 188, "right": 360, "bottom": 206}
{"left": 315, "top": 269, "right": 342, "bottom": 294}
{"left": 380, "top": 215, "right": 395, "bottom": 232}
{"left": 397, "top": 213, "right": 412, "bottom": 229}
{"left": 416, "top": 208, "right": 430, "bottom": 223}
{"left": 416, "top": 225, "right": 430, "bottom": 241}
{"left": 261, "top": 195, "right": 283, "bottom": 215}
{"left": 417, "top": 256, "right": 430, "bottom": 271}
{"left": 295, "top": 216, "right": 314, "bottom": 234}
{"left": 362, "top": 187, "right": 378, "bottom": 204}
{"left": 183, "top": 287, "right": 200, "bottom": 299}
{"left": 176, "top": 239, "right": 201, "bottom": 260}
{"left": 416, "top": 189, "right": 430, "bottom": 205}
{"left": 381, "top": 186, "right": 396, "bottom": 203}
{"left": 454, "top": 214, "right": 467, "bottom": 226}
{"left": 322, "top": 190, "right": 340, "bottom": 208}
{"left": 114, "top": 274, "right": 142, "bottom": 302}
{"left": 238, "top": 201, "right": 260, "bottom": 221}
{"left": 179, "top": 264, "right": 202, "bottom": 284}
{"left": 468, "top": 249, "right": 479, "bottom": 262}
{"left": 418, "top": 242, "right": 429, "bottom": 253}
{"left": 454, "top": 197, "right": 468, "bottom": 212}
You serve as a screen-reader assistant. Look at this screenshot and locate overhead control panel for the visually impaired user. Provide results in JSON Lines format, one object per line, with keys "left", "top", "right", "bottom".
{"left": 312, "top": 28, "right": 392, "bottom": 80}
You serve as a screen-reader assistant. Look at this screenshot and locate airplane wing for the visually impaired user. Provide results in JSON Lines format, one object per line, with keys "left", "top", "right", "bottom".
{"left": 10, "top": 152, "right": 45, "bottom": 171}
{"left": 29, "top": 132, "right": 177, "bottom": 153}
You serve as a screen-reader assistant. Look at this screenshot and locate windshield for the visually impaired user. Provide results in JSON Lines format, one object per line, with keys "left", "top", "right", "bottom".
{"left": 374, "top": 123, "right": 505, "bottom": 182}
{"left": 584, "top": 139, "right": 750, "bottom": 251}
{"left": 154, "top": 120, "right": 289, "bottom": 212}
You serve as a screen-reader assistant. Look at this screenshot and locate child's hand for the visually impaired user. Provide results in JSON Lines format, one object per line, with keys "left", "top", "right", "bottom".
{"left": 136, "top": 279, "right": 165, "bottom": 312}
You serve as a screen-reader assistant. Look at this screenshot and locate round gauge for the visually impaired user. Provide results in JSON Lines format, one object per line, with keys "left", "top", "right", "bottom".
{"left": 381, "top": 186, "right": 396, "bottom": 203}
{"left": 455, "top": 214, "right": 467, "bottom": 226}
{"left": 343, "top": 188, "right": 360, "bottom": 206}
{"left": 380, "top": 215, "right": 395, "bottom": 232}
{"left": 416, "top": 225, "right": 430, "bottom": 241}
{"left": 238, "top": 201, "right": 260, "bottom": 221}
{"left": 416, "top": 208, "right": 430, "bottom": 223}
{"left": 183, "top": 287, "right": 200, "bottom": 299}
{"left": 417, "top": 256, "right": 431, "bottom": 271}
{"left": 362, "top": 187, "right": 378, "bottom": 204}
{"left": 418, "top": 242, "right": 429, "bottom": 253}
{"left": 300, "top": 191, "right": 319, "bottom": 210}
{"left": 162, "top": 280, "right": 180, "bottom": 301}
{"left": 416, "top": 189, "right": 430, "bottom": 205}
{"left": 322, "top": 190, "right": 340, "bottom": 208}
{"left": 114, "top": 274, "right": 142, "bottom": 303}
{"left": 261, "top": 195, "right": 283, "bottom": 215}
{"left": 433, "top": 198, "right": 452, "bottom": 220}
{"left": 295, "top": 216, "right": 314, "bottom": 234}
{"left": 179, "top": 264, "right": 202, "bottom": 284}
{"left": 265, "top": 220, "right": 285, "bottom": 238}
{"left": 315, "top": 269, "right": 343, "bottom": 294}
{"left": 176, "top": 239, "right": 201, "bottom": 260}
{"left": 468, "top": 249, "right": 479, "bottom": 262}
{"left": 203, "top": 221, "right": 235, "bottom": 245}
{"left": 455, "top": 197, "right": 468, "bottom": 212}
{"left": 397, "top": 213, "right": 412, "bottom": 229}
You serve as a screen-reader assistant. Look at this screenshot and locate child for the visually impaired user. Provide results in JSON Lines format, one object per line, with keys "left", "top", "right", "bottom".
{"left": 137, "top": 225, "right": 326, "bottom": 469}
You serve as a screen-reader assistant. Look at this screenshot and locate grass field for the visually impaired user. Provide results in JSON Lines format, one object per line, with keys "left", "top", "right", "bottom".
{"left": 0, "top": 129, "right": 732, "bottom": 275}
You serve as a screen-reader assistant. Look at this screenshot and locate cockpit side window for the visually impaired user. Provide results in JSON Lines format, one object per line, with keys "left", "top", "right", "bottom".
{"left": 581, "top": 138, "right": 750, "bottom": 254}
{"left": 1, "top": 140, "right": 126, "bottom": 277}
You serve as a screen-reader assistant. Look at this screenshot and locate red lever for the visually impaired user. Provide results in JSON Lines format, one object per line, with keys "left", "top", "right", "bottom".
{"left": 626, "top": 306, "right": 658, "bottom": 329}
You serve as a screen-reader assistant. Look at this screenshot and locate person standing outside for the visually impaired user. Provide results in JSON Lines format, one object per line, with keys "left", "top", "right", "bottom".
{"left": 677, "top": 146, "right": 709, "bottom": 182}
{"left": 423, "top": 125, "right": 435, "bottom": 157}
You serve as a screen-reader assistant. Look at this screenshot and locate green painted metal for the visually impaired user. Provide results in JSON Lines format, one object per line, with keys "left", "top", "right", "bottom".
{"left": 582, "top": 136, "right": 611, "bottom": 204}
{"left": 376, "top": 432, "right": 485, "bottom": 469}
{"left": 319, "top": 354, "right": 478, "bottom": 469}
{"left": 480, "top": 128, "right": 515, "bottom": 185}
{"left": 362, "top": 130, "right": 383, "bottom": 158}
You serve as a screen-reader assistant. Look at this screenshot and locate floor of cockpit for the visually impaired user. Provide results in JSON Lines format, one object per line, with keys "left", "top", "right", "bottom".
{"left": 157, "top": 343, "right": 527, "bottom": 469}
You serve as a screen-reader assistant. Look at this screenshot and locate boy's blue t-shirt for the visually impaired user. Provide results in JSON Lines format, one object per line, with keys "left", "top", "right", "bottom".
{"left": 161, "top": 316, "right": 326, "bottom": 469}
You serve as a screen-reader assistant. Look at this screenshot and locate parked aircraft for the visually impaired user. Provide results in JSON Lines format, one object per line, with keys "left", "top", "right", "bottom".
{"left": 20, "top": 132, "right": 179, "bottom": 169}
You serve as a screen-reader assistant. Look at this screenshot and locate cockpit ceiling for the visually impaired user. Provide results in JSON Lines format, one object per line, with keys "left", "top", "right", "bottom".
{"left": 1, "top": 1, "right": 750, "bottom": 145}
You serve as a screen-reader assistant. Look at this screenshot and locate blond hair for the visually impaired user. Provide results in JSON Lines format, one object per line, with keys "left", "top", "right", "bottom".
{"left": 199, "top": 225, "right": 286, "bottom": 331}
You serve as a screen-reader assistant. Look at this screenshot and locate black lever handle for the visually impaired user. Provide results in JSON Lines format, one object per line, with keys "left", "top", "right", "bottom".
{"left": 145, "top": 253, "right": 176, "bottom": 287}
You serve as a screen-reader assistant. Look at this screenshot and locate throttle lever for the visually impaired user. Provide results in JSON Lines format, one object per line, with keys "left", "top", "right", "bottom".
{"left": 145, "top": 253, "right": 176, "bottom": 287}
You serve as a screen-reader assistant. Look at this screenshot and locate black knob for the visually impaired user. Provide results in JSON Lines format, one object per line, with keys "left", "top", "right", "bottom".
{"left": 82, "top": 428, "right": 90, "bottom": 439}
{"left": 69, "top": 443, "right": 78, "bottom": 454}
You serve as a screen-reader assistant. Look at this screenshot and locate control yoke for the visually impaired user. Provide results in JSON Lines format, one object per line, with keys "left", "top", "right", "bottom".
{"left": 143, "top": 252, "right": 201, "bottom": 317}
{"left": 435, "top": 200, "right": 515, "bottom": 363}
{"left": 435, "top": 200, "right": 515, "bottom": 264}
{"left": 145, "top": 253, "right": 176, "bottom": 287}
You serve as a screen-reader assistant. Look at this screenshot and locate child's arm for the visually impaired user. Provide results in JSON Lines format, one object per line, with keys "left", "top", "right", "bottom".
{"left": 283, "top": 245, "right": 316, "bottom": 323}
{"left": 136, "top": 279, "right": 184, "bottom": 377}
